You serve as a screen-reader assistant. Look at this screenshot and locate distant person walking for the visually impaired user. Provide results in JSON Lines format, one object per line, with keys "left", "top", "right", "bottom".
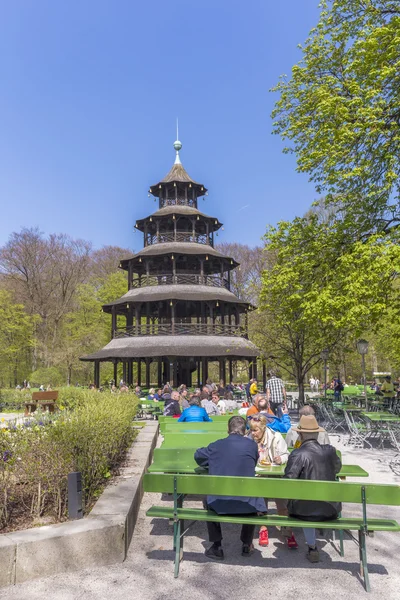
{"left": 265, "top": 371, "right": 286, "bottom": 415}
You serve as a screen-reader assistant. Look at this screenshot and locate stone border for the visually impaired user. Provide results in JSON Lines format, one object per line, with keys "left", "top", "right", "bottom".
{"left": 0, "top": 420, "right": 158, "bottom": 587}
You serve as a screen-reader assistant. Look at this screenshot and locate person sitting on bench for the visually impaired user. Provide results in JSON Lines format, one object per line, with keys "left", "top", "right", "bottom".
{"left": 194, "top": 416, "right": 266, "bottom": 560}
{"left": 284, "top": 414, "right": 342, "bottom": 563}
{"left": 285, "top": 405, "right": 330, "bottom": 448}
{"left": 178, "top": 396, "right": 211, "bottom": 422}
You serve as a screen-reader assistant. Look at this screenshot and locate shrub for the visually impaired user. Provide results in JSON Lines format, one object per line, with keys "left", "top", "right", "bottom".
{"left": 0, "top": 390, "right": 138, "bottom": 531}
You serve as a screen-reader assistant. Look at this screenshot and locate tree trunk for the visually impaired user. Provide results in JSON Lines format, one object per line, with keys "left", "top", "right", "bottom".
{"left": 296, "top": 365, "right": 305, "bottom": 407}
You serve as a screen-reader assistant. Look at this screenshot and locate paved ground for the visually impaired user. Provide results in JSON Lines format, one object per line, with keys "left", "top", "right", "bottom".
{"left": 1, "top": 431, "right": 400, "bottom": 599}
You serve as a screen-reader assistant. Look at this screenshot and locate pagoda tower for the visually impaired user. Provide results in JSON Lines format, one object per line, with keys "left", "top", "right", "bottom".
{"left": 81, "top": 137, "right": 259, "bottom": 387}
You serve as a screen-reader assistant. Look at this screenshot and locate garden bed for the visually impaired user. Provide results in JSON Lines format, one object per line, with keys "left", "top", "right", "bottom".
{"left": 0, "top": 389, "right": 138, "bottom": 533}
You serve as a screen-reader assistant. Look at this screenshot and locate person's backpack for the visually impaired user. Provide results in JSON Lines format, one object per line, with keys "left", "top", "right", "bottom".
{"left": 337, "top": 382, "right": 344, "bottom": 392}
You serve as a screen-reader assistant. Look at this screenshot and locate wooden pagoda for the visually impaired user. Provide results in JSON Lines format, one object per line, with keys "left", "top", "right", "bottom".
{"left": 81, "top": 137, "right": 259, "bottom": 387}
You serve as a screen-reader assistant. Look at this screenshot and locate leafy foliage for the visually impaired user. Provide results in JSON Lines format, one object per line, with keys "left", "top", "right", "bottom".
{"left": 272, "top": 0, "right": 400, "bottom": 237}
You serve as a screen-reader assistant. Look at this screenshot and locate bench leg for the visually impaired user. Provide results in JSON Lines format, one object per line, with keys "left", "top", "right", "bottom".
{"left": 174, "top": 519, "right": 182, "bottom": 578}
{"left": 338, "top": 528, "right": 344, "bottom": 557}
{"left": 358, "top": 530, "right": 371, "bottom": 592}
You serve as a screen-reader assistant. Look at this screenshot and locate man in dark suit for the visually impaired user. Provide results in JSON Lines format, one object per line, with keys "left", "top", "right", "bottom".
{"left": 194, "top": 416, "right": 266, "bottom": 560}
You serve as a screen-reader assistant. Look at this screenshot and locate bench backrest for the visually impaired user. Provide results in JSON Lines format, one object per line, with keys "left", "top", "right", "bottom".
{"left": 143, "top": 473, "right": 400, "bottom": 505}
{"left": 31, "top": 391, "right": 58, "bottom": 402}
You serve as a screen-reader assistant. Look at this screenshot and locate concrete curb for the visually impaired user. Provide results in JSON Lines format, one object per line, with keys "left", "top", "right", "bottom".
{"left": 0, "top": 420, "right": 158, "bottom": 587}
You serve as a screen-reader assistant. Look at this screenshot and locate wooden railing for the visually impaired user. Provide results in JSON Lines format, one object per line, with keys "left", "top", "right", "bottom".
{"left": 113, "top": 322, "right": 244, "bottom": 338}
{"left": 131, "top": 274, "right": 230, "bottom": 290}
{"left": 146, "top": 231, "right": 210, "bottom": 246}
{"left": 160, "top": 198, "right": 197, "bottom": 208}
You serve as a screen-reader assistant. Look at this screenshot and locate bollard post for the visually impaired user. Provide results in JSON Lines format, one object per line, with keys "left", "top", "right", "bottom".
{"left": 68, "top": 471, "right": 83, "bottom": 519}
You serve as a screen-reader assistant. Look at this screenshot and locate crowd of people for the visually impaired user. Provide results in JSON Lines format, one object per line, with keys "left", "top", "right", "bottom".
{"left": 193, "top": 403, "right": 339, "bottom": 564}
{"left": 151, "top": 371, "right": 339, "bottom": 563}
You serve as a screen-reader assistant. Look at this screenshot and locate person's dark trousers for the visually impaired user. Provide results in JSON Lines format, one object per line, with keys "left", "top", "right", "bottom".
{"left": 270, "top": 401, "right": 282, "bottom": 416}
{"left": 204, "top": 503, "right": 256, "bottom": 545}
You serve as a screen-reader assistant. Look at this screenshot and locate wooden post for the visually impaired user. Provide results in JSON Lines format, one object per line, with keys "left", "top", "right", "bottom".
{"left": 111, "top": 306, "right": 116, "bottom": 339}
{"left": 122, "top": 361, "right": 127, "bottom": 384}
{"left": 145, "top": 358, "right": 151, "bottom": 388}
{"left": 157, "top": 359, "right": 162, "bottom": 388}
{"left": 197, "top": 360, "right": 201, "bottom": 387}
{"left": 128, "top": 263, "right": 133, "bottom": 291}
{"left": 219, "top": 359, "right": 225, "bottom": 385}
{"left": 137, "top": 359, "right": 142, "bottom": 387}
{"left": 113, "top": 360, "right": 118, "bottom": 386}
{"left": 229, "top": 359, "right": 233, "bottom": 384}
{"left": 127, "top": 360, "right": 133, "bottom": 386}
{"left": 171, "top": 302, "right": 175, "bottom": 335}
{"left": 135, "top": 305, "right": 140, "bottom": 335}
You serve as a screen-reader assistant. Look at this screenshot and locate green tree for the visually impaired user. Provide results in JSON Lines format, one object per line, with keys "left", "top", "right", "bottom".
{"left": 257, "top": 216, "right": 400, "bottom": 402}
{"left": 272, "top": 0, "right": 400, "bottom": 238}
{"left": 0, "top": 290, "right": 38, "bottom": 386}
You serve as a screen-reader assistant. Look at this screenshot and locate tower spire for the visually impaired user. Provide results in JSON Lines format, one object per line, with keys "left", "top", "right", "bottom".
{"left": 173, "top": 118, "right": 182, "bottom": 165}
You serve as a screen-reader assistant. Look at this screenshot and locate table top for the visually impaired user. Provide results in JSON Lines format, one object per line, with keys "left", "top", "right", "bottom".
{"left": 147, "top": 459, "right": 368, "bottom": 478}
{"left": 362, "top": 412, "right": 400, "bottom": 422}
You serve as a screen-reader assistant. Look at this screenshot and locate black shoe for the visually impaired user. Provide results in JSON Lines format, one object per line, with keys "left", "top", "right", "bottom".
{"left": 241, "top": 543, "right": 255, "bottom": 556}
{"left": 205, "top": 544, "right": 224, "bottom": 560}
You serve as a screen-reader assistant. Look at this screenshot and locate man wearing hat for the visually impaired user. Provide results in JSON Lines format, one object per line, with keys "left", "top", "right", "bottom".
{"left": 283, "top": 414, "right": 342, "bottom": 563}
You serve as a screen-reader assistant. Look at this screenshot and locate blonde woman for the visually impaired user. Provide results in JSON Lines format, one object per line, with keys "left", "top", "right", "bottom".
{"left": 248, "top": 415, "right": 298, "bottom": 549}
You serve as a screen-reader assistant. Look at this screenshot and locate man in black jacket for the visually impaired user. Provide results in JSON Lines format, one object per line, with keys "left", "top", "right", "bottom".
{"left": 194, "top": 416, "right": 266, "bottom": 560}
{"left": 284, "top": 414, "right": 342, "bottom": 563}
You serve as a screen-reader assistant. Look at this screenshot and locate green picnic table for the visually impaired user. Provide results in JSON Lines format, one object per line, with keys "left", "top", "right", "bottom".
{"left": 160, "top": 432, "right": 226, "bottom": 448}
{"left": 162, "top": 421, "right": 231, "bottom": 434}
{"left": 362, "top": 412, "right": 400, "bottom": 422}
{"left": 148, "top": 448, "right": 367, "bottom": 479}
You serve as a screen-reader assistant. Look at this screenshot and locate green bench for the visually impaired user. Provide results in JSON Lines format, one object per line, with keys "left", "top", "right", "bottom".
{"left": 158, "top": 414, "right": 239, "bottom": 434}
{"left": 144, "top": 473, "right": 400, "bottom": 590}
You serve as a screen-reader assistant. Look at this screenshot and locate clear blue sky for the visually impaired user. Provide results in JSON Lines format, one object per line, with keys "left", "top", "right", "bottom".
{"left": 0, "top": 0, "right": 320, "bottom": 252}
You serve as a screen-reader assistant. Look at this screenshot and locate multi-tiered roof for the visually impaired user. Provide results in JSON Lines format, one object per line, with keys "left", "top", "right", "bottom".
{"left": 81, "top": 138, "right": 259, "bottom": 387}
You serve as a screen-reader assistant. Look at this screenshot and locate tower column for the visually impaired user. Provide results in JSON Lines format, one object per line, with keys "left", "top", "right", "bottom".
{"left": 122, "top": 361, "right": 127, "bottom": 384}
{"left": 145, "top": 358, "right": 151, "bottom": 388}
{"left": 111, "top": 306, "right": 117, "bottom": 338}
{"left": 157, "top": 358, "right": 162, "bottom": 388}
{"left": 94, "top": 361, "right": 100, "bottom": 388}
{"left": 113, "top": 360, "right": 118, "bottom": 386}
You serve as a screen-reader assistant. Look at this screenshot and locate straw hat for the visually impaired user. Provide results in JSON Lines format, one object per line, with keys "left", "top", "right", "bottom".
{"left": 293, "top": 414, "right": 324, "bottom": 433}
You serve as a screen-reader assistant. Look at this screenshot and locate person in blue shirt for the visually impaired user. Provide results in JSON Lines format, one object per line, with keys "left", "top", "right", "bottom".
{"left": 178, "top": 396, "right": 212, "bottom": 422}
{"left": 247, "top": 397, "right": 291, "bottom": 434}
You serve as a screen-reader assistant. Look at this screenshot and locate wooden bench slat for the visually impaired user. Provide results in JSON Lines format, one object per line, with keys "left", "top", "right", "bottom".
{"left": 143, "top": 473, "right": 400, "bottom": 505}
{"left": 146, "top": 506, "right": 400, "bottom": 532}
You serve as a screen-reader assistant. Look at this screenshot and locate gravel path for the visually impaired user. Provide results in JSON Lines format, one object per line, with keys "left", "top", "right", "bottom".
{"left": 1, "top": 435, "right": 400, "bottom": 600}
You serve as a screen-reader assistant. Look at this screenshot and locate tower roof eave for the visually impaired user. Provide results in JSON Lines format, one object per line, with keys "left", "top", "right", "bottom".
{"left": 149, "top": 163, "right": 207, "bottom": 197}
{"left": 135, "top": 206, "right": 222, "bottom": 231}
{"left": 119, "top": 242, "right": 239, "bottom": 268}
{"left": 80, "top": 335, "right": 259, "bottom": 361}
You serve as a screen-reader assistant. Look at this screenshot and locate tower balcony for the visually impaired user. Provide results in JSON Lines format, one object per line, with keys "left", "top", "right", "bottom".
{"left": 146, "top": 230, "right": 211, "bottom": 246}
{"left": 131, "top": 273, "right": 230, "bottom": 290}
{"left": 113, "top": 322, "right": 246, "bottom": 338}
